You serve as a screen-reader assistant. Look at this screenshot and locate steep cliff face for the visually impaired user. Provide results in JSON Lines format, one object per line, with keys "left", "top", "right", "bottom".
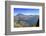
{"left": 36, "top": 18, "right": 39, "bottom": 27}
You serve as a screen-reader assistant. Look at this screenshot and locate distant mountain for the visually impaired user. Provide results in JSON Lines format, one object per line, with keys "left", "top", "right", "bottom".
{"left": 14, "top": 13, "right": 39, "bottom": 26}
{"left": 16, "top": 13, "right": 24, "bottom": 16}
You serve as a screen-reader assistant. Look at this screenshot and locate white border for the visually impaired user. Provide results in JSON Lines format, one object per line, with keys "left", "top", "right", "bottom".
{"left": 11, "top": 5, "right": 42, "bottom": 32}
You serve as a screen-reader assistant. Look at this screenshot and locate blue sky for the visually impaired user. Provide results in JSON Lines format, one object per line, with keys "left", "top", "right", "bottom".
{"left": 14, "top": 8, "right": 39, "bottom": 16}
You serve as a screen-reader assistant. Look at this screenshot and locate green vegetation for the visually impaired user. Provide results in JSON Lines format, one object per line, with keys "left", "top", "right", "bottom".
{"left": 14, "top": 20, "right": 23, "bottom": 27}
{"left": 32, "top": 24, "right": 37, "bottom": 27}
{"left": 14, "top": 20, "right": 38, "bottom": 27}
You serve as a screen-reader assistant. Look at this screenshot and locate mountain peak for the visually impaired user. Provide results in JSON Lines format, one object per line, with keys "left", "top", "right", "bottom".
{"left": 16, "top": 13, "right": 24, "bottom": 16}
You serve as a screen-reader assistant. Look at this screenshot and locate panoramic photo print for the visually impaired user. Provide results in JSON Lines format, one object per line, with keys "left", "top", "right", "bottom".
{"left": 14, "top": 8, "right": 39, "bottom": 27}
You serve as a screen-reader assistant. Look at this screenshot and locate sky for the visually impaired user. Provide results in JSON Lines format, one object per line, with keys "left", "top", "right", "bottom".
{"left": 14, "top": 8, "right": 39, "bottom": 16}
